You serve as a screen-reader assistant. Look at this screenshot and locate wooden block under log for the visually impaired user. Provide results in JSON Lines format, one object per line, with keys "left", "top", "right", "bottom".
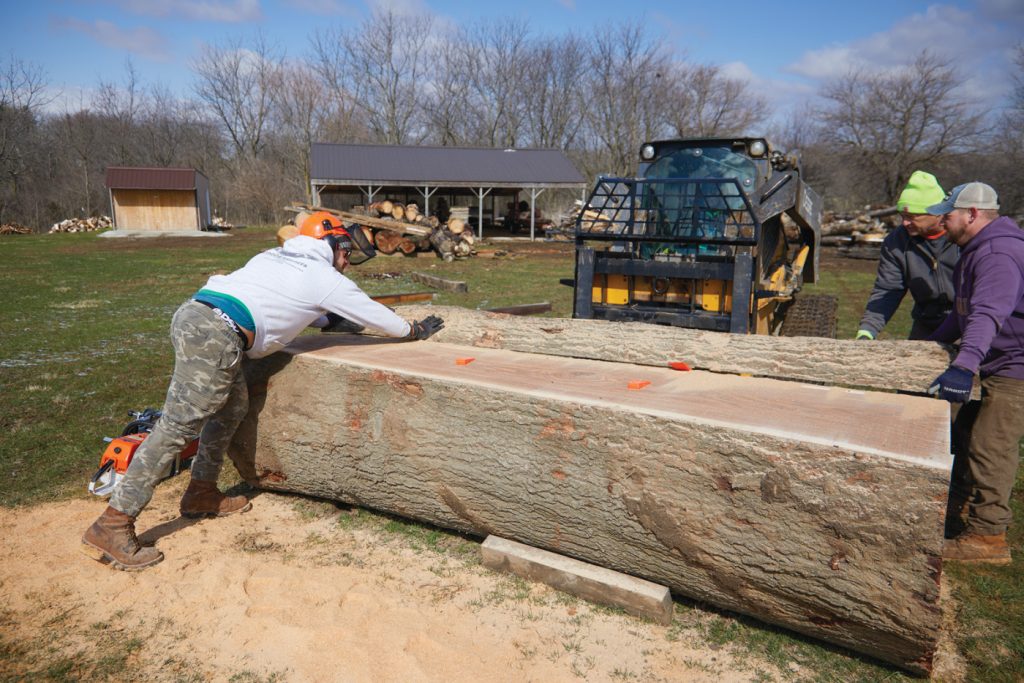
{"left": 481, "top": 535, "right": 673, "bottom": 625}
{"left": 410, "top": 272, "right": 468, "bottom": 293}
{"left": 235, "top": 337, "right": 950, "bottom": 673}
{"left": 394, "top": 305, "right": 953, "bottom": 395}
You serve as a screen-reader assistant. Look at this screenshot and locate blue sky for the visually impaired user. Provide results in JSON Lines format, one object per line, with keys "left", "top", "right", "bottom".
{"left": 2, "top": 0, "right": 1022, "bottom": 117}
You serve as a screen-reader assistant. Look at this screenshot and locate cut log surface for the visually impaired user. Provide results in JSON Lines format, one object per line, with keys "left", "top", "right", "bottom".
{"left": 394, "top": 305, "right": 953, "bottom": 395}
{"left": 237, "top": 336, "right": 950, "bottom": 673}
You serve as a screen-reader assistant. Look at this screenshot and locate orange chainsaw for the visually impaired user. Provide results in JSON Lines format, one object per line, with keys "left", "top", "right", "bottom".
{"left": 88, "top": 408, "right": 199, "bottom": 497}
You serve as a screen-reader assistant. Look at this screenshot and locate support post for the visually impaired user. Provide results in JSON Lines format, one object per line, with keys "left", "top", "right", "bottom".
{"left": 475, "top": 187, "right": 492, "bottom": 240}
{"left": 361, "top": 185, "right": 380, "bottom": 206}
{"left": 418, "top": 186, "right": 437, "bottom": 217}
{"left": 529, "top": 187, "right": 545, "bottom": 241}
{"left": 311, "top": 183, "right": 321, "bottom": 207}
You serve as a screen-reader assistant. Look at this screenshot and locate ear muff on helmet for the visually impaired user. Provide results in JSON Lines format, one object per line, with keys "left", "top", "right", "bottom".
{"left": 298, "top": 211, "right": 376, "bottom": 265}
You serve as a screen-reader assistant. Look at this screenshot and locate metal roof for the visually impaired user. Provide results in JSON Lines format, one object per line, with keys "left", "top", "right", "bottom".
{"left": 310, "top": 144, "right": 586, "bottom": 188}
{"left": 105, "top": 167, "right": 206, "bottom": 191}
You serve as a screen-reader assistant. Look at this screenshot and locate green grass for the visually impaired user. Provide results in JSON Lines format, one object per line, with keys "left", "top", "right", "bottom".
{"left": 1, "top": 230, "right": 1021, "bottom": 681}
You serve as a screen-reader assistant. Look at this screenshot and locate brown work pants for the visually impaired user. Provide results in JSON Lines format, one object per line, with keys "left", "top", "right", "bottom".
{"left": 949, "top": 375, "right": 1024, "bottom": 535}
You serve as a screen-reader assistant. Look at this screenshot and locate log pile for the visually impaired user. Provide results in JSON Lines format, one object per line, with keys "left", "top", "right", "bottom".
{"left": 287, "top": 202, "right": 476, "bottom": 261}
{"left": 209, "top": 216, "right": 235, "bottom": 230}
{"left": 48, "top": 216, "right": 112, "bottom": 234}
{"left": 233, "top": 330, "right": 952, "bottom": 674}
{"left": 0, "top": 223, "right": 32, "bottom": 235}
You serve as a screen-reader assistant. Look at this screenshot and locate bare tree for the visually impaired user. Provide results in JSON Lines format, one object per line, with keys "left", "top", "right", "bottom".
{"left": 272, "top": 60, "right": 362, "bottom": 202}
{"left": 457, "top": 19, "right": 532, "bottom": 147}
{"left": 582, "top": 22, "right": 676, "bottom": 176}
{"left": 314, "top": 10, "right": 433, "bottom": 145}
{"left": 672, "top": 63, "right": 767, "bottom": 137}
{"left": 521, "top": 35, "right": 587, "bottom": 150}
{"left": 423, "top": 32, "right": 474, "bottom": 146}
{"left": 0, "top": 56, "right": 50, "bottom": 223}
{"left": 192, "top": 34, "right": 281, "bottom": 160}
{"left": 817, "top": 51, "right": 985, "bottom": 202}
{"left": 94, "top": 60, "right": 144, "bottom": 166}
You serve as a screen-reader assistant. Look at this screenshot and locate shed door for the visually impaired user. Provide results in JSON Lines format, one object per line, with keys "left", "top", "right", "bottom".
{"left": 113, "top": 189, "right": 198, "bottom": 231}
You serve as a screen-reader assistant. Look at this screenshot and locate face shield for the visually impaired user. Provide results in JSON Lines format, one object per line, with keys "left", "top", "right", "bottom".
{"left": 330, "top": 225, "right": 376, "bottom": 265}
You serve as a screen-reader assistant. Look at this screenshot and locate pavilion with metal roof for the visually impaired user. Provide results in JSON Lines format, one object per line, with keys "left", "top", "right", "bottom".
{"left": 310, "top": 143, "right": 587, "bottom": 239}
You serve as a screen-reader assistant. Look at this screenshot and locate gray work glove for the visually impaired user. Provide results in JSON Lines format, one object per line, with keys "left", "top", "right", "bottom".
{"left": 408, "top": 315, "right": 445, "bottom": 340}
{"left": 322, "top": 313, "right": 365, "bottom": 335}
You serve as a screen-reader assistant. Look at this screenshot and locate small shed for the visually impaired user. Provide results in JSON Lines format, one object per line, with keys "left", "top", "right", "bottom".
{"left": 105, "top": 167, "right": 211, "bottom": 232}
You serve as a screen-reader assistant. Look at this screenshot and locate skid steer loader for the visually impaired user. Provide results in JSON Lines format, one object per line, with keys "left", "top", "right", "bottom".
{"left": 569, "top": 137, "right": 837, "bottom": 336}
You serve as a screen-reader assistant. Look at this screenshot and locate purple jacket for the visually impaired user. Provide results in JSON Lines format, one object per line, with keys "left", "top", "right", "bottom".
{"left": 931, "top": 216, "right": 1024, "bottom": 379}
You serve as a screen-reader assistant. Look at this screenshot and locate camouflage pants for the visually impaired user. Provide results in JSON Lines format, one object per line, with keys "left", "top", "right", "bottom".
{"left": 110, "top": 300, "right": 249, "bottom": 517}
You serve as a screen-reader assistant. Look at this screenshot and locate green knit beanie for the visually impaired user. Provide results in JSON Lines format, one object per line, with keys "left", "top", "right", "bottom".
{"left": 897, "top": 171, "right": 945, "bottom": 214}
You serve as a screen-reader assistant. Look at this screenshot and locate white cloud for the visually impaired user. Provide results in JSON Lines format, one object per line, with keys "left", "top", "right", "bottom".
{"left": 282, "top": 0, "right": 359, "bottom": 17}
{"left": 976, "top": 0, "right": 1024, "bottom": 27}
{"left": 109, "top": 0, "right": 262, "bottom": 23}
{"left": 782, "top": 4, "right": 1017, "bottom": 109}
{"left": 719, "top": 61, "right": 756, "bottom": 82}
{"left": 366, "top": 0, "right": 430, "bottom": 16}
{"left": 51, "top": 17, "right": 172, "bottom": 62}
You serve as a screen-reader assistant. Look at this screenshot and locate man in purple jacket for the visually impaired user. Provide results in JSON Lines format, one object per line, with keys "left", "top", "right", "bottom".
{"left": 926, "top": 182, "right": 1024, "bottom": 565}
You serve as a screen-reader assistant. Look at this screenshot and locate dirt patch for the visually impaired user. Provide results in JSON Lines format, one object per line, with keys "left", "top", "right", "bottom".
{"left": 0, "top": 478, "right": 776, "bottom": 682}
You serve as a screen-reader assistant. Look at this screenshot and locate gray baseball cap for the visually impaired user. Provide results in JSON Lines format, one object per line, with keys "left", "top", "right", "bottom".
{"left": 927, "top": 182, "right": 1000, "bottom": 215}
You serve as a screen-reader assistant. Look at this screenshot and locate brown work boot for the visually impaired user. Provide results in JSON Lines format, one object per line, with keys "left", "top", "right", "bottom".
{"left": 180, "top": 479, "right": 252, "bottom": 518}
{"left": 81, "top": 506, "right": 164, "bottom": 571}
{"left": 943, "top": 531, "right": 1012, "bottom": 565}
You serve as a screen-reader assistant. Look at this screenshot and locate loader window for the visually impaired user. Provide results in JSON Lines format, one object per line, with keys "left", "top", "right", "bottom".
{"left": 640, "top": 147, "right": 757, "bottom": 258}
{"left": 645, "top": 146, "right": 757, "bottom": 188}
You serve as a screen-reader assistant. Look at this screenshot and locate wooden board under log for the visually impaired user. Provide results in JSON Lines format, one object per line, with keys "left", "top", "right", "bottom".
{"left": 234, "top": 337, "right": 950, "bottom": 673}
{"left": 409, "top": 272, "right": 468, "bottom": 293}
{"left": 394, "top": 305, "right": 954, "bottom": 395}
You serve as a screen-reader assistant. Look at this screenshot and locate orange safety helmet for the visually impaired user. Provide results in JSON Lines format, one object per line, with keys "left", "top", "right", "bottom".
{"left": 298, "top": 211, "right": 376, "bottom": 264}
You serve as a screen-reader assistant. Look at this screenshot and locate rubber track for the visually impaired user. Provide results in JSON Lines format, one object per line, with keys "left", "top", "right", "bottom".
{"left": 780, "top": 294, "right": 838, "bottom": 338}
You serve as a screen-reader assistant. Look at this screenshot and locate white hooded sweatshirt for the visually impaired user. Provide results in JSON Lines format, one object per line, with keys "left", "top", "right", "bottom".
{"left": 201, "top": 235, "right": 411, "bottom": 358}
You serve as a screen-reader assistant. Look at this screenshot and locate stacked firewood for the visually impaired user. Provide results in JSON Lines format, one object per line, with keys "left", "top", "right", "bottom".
{"left": 209, "top": 216, "right": 235, "bottom": 230}
{"left": 284, "top": 201, "right": 476, "bottom": 261}
{"left": 48, "top": 216, "right": 112, "bottom": 234}
{"left": 361, "top": 200, "right": 475, "bottom": 261}
{"left": 546, "top": 199, "right": 611, "bottom": 240}
{"left": 0, "top": 223, "right": 32, "bottom": 235}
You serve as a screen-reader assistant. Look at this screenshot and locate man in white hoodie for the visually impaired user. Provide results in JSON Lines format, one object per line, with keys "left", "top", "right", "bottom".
{"left": 82, "top": 212, "right": 444, "bottom": 571}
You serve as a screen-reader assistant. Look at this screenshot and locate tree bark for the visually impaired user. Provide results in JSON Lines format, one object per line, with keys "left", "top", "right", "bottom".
{"left": 234, "top": 337, "right": 950, "bottom": 674}
{"left": 393, "top": 305, "right": 955, "bottom": 395}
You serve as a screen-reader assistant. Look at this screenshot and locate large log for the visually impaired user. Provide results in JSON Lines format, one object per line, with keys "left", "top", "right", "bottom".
{"left": 394, "top": 305, "right": 954, "bottom": 395}
{"left": 235, "top": 336, "right": 950, "bottom": 673}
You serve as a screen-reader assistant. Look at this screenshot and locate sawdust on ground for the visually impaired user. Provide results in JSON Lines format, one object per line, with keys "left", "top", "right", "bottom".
{"left": 0, "top": 477, "right": 785, "bottom": 683}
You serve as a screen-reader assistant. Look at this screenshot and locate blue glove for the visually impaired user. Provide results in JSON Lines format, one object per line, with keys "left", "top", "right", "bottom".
{"left": 928, "top": 365, "right": 973, "bottom": 402}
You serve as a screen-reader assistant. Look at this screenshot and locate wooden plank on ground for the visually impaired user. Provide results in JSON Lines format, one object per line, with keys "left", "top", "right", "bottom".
{"left": 233, "top": 336, "right": 950, "bottom": 673}
{"left": 481, "top": 535, "right": 673, "bottom": 625}
{"left": 484, "top": 302, "right": 552, "bottom": 316}
{"left": 410, "top": 272, "right": 468, "bottom": 293}
{"left": 394, "top": 305, "right": 954, "bottom": 395}
{"left": 370, "top": 291, "right": 434, "bottom": 306}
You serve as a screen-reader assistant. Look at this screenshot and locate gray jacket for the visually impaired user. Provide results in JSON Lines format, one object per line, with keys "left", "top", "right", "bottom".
{"left": 858, "top": 227, "right": 958, "bottom": 339}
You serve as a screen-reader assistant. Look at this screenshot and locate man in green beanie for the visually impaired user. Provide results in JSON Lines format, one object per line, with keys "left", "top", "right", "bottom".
{"left": 856, "top": 170, "right": 959, "bottom": 340}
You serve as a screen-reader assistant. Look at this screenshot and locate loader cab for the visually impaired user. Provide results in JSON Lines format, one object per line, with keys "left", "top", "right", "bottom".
{"left": 572, "top": 137, "right": 831, "bottom": 336}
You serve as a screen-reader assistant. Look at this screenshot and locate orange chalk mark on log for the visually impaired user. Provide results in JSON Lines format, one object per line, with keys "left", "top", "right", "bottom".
{"left": 551, "top": 469, "right": 567, "bottom": 480}
{"left": 668, "top": 361, "right": 691, "bottom": 371}
{"left": 455, "top": 357, "right": 475, "bottom": 365}
{"left": 628, "top": 380, "right": 651, "bottom": 390}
